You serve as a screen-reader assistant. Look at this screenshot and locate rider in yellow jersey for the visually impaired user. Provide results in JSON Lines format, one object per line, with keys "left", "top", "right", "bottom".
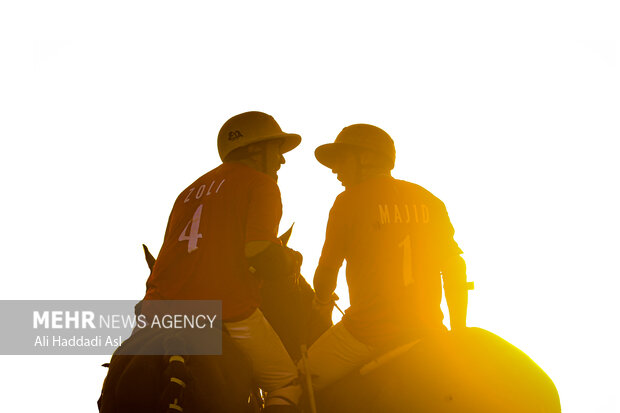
{"left": 302, "top": 124, "right": 470, "bottom": 390}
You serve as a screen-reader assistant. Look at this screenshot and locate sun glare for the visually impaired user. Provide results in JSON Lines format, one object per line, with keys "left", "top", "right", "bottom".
{"left": 1, "top": 1, "right": 618, "bottom": 412}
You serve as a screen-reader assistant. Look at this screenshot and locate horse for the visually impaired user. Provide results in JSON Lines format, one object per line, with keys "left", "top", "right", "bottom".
{"left": 99, "top": 238, "right": 561, "bottom": 412}
{"left": 315, "top": 327, "right": 561, "bottom": 412}
{"left": 98, "top": 327, "right": 257, "bottom": 413}
{"left": 98, "top": 228, "right": 331, "bottom": 413}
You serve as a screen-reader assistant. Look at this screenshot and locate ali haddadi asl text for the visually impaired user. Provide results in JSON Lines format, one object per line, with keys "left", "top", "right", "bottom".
{"left": 34, "top": 335, "right": 122, "bottom": 347}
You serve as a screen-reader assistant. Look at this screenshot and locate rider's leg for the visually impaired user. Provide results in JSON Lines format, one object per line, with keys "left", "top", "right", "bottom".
{"left": 224, "top": 308, "right": 302, "bottom": 408}
{"left": 298, "top": 321, "right": 374, "bottom": 391}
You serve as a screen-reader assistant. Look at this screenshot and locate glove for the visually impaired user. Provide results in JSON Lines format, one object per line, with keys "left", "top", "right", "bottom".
{"left": 284, "top": 247, "right": 303, "bottom": 273}
{"left": 312, "top": 293, "right": 339, "bottom": 320}
{"left": 247, "top": 243, "right": 303, "bottom": 280}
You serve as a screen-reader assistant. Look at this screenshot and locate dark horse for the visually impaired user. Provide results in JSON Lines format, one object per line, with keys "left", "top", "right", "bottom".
{"left": 99, "top": 241, "right": 561, "bottom": 412}
{"left": 98, "top": 228, "right": 331, "bottom": 413}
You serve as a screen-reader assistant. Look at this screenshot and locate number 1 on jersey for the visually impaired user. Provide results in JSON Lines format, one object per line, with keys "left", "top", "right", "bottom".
{"left": 399, "top": 234, "right": 414, "bottom": 286}
{"left": 179, "top": 204, "right": 203, "bottom": 253}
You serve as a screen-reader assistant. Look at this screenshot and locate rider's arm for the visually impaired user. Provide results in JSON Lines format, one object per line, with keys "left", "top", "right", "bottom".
{"left": 314, "top": 195, "right": 347, "bottom": 302}
{"left": 243, "top": 176, "right": 302, "bottom": 279}
{"left": 313, "top": 264, "right": 339, "bottom": 303}
{"left": 437, "top": 199, "right": 469, "bottom": 330}
{"left": 442, "top": 255, "right": 468, "bottom": 330}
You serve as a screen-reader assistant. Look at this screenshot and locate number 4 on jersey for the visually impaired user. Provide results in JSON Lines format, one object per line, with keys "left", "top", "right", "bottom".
{"left": 179, "top": 204, "right": 203, "bottom": 253}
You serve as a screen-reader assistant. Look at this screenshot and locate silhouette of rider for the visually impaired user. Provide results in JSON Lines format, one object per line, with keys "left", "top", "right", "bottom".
{"left": 143, "top": 111, "right": 304, "bottom": 412}
{"left": 301, "top": 124, "right": 470, "bottom": 391}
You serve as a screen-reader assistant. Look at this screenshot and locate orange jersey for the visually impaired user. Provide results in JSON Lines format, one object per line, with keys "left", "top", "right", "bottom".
{"left": 144, "top": 162, "right": 282, "bottom": 321}
{"left": 319, "top": 175, "right": 463, "bottom": 348}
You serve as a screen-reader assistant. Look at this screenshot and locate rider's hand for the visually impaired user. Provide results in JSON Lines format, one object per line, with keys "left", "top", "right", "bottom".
{"left": 312, "top": 293, "right": 339, "bottom": 320}
{"left": 284, "top": 247, "right": 303, "bottom": 272}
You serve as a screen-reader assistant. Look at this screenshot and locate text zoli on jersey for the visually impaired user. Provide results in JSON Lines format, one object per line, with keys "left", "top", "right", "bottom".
{"left": 184, "top": 179, "right": 226, "bottom": 203}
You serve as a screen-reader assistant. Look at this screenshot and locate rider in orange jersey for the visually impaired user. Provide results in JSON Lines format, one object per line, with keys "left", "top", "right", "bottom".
{"left": 144, "top": 111, "right": 303, "bottom": 412}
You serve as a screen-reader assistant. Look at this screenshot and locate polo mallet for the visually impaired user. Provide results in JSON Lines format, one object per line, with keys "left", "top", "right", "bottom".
{"left": 278, "top": 224, "right": 319, "bottom": 413}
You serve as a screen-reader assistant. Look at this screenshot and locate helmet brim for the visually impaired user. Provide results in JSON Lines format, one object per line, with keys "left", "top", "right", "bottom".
{"left": 278, "top": 133, "right": 302, "bottom": 154}
{"left": 314, "top": 142, "right": 358, "bottom": 169}
{"left": 257, "top": 133, "right": 301, "bottom": 154}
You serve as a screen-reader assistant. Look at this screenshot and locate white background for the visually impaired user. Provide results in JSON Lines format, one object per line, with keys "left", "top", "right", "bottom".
{"left": 1, "top": 1, "right": 618, "bottom": 411}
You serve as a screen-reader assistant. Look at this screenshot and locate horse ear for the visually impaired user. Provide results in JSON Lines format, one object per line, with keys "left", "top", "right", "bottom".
{"left": 278, "top": 223, "right": 294, "bottom": 246}
{"left": 143, "top": 244, "right": 156, "bottom": 271}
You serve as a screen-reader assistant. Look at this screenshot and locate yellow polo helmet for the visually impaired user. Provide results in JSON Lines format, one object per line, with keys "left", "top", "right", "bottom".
{"left": 315, "top": 124, "right": 396, "bottom": 170}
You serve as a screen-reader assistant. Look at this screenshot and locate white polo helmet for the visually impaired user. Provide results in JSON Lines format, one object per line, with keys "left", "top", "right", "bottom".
{"left": 217, "top": 111, "right": 301, "bottom": 162}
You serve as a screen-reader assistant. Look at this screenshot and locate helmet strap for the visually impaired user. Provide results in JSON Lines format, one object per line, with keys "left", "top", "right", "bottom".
{"left": 242, "top": 142, "right": 277, "bottom": 180}
{"left": 250, "top": 143, "right": 269, "bottom": 176}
